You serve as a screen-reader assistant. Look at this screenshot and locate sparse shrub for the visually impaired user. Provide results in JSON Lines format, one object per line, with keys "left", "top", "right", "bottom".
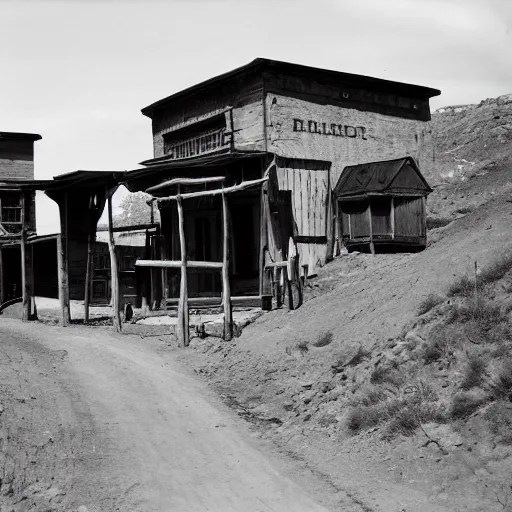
{"left": 418, "top": 293, "right": 444, "bottom": 316}
{"left": 357, "top": 387, "right": 388, "bottom": 406}
{"left": 313, "top": 331, "right": 333, "bottom": 348}
{"left": 457, "top": 298, "right": 509, "bottom": 334}
{"left": 422, "top": 338, "right": 447, "bottom": 364}
{"left": 448, "top": 274, "right": 474, "bottom": 297}
{"left": 297, "top": 340, "right": 309, "bottom": 355}
{"left": 450, "top": 392, "right": 484, "bottom": 420}
{"left": 386, "top": 407, "right": 419, "bottom": 437}
{"left": 347, "top": 400, "right": 400, "bottom": 434}
{"left": 461, "top": 354, "right": 487, "bottom": 390}
{"left": 488, "top": 359, "right": 512, "bottom": 400}
{"left": 455, "top": 207, "right": 473, "bottom": 215}
{"left": 370, "top": 365, "right": 389, "bottom": 384}
{"left": 427, "top": 216, "right": 452, "bottom": 230}
{"left": 479, "top": 253, "right": 512, "bottom": 285}
{"left": 484, "top": 401, "right": 512, "bottom": 444}
{"left": 346, "top": 345, "right": 371, "bottom": 367}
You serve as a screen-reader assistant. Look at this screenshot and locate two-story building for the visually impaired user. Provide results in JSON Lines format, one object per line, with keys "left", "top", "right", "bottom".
{"left": 123, "top": 58, "right": 440, "bottom": 309}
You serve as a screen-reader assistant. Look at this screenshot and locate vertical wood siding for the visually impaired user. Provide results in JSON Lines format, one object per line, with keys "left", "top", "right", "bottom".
{"left": 394, "top": 197, "right": 424, "bottom": 237}
{"left": 275, "top": 160, "right": 329, "bottom": 238}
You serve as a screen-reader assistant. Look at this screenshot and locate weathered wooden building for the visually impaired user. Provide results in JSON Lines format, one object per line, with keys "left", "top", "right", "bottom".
{"left": 123, "top": 58, "right": 439, "bottom": 310}
{"left": 335, "top": 157, "right": 432, "bottom": 252}
{"left": 0, "top": 132, "right": 41, "bottom": 309}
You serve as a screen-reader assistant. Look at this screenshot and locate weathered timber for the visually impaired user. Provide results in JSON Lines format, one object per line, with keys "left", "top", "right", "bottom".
{"left": 136, "top": 260, "right": 223, "bottom": 269}
{"left": 157, "top": 177, "right": 268, "bottom": 203}
{"left": 110, "top": 223, "right": 159, "bottom": 233}
{"left": 84, "top": 232, "right": 94, "bottom": 323}
{"left": 0, "top": 248, "right": 3, "bottom": 305}
{"left": 176, "top": 194, "right": 189, "bottom": 347}
{"left": 221, "top": 191, "right": 232, "bottom": 340}
{"left": 107, "top": 193, "right": 122, "bottom": 332}
{"left": 146, "top": 176, "right": 226, "bottom": 194}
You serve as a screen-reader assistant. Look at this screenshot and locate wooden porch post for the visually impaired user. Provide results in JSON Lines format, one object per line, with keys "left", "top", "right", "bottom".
{"left": 368, "top": 200, "right": 375, "bottom": 255}
{"left": 107, "top": 192, "right": 122, "bottom": 332}
{"left": 84, "top": 231, "right": 94, "bottom": 323}
{"left": 20, "top": 192, "right": 36, "bottom": 321}
{"left": 222, "top": 191, "right": 232, "bottom": 341}
{"left": 0, "top": 247, "right": 4, "bottom": 305}
{"left": 176, "top": 191, "right": 189, "bottom": 347}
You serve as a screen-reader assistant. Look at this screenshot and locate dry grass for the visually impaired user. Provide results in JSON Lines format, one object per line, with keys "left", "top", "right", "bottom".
{"left": 427, "top": 216, "right": 452, "bottom": 230}
{"left": 418, "top": 293, "right": 444, "bottom": 316}
{"left": 479, "top": 253, "right": 512, "bottom": 285}
{"left": 312, "top": 331, "right": 333, "bottom": 348}
{"left": 346, "top": 345, "right": 371, "bottom": 367}
{"left": 450, "top": 392, "right": 485, "bottom": 420}
{"left": 461, "top": 353, "right": 487, "bottom": 390}
{"left": 447, "top": 274, "right": 474, "bottom": 298}
{"left": 488, "top": 359, "right": 512, "bottom": 400}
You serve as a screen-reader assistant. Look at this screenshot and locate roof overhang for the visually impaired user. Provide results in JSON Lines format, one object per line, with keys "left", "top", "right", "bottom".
{"left": 141, "top": 58, "right": 441, "bottom": 118}
{"left": 0, "top": 131, "right": 42, "bottom": 142}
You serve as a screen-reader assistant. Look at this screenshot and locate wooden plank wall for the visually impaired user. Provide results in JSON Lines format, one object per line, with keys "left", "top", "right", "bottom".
{"left": 274, "top": 159, "right": 330, "bottom": 275}
{"left": 394, "top": 197, "right": 424, "bottom": 237}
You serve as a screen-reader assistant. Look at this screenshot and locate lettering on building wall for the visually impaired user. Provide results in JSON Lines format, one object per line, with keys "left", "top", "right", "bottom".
{"left": 292, "top": 119, "right": 367, "bottom": 140}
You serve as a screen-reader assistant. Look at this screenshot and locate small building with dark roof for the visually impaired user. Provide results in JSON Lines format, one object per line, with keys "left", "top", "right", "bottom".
{"left": 334, "top": 156, "right": 432, "bottom": 252}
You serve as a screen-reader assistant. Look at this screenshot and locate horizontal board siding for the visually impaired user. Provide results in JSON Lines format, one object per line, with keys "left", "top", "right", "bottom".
{"left": 394, "top": 197, "right": 423, "bottom": 236}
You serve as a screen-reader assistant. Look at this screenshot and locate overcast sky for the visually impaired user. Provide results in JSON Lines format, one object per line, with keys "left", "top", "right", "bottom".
{"left": 1, "top": 0, "right": 510, "bottom": 233}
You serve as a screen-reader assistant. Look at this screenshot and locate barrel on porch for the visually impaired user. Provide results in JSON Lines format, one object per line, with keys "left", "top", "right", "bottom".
{"left": 334, "top": 157, "right": 432, "bottom": 253}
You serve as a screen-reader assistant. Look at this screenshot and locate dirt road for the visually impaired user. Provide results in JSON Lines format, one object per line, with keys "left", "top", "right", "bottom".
{"left": 0, "top": 319, "right": 331, "bottom": 512}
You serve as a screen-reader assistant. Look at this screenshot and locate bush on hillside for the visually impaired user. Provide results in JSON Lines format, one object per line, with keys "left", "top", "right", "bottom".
{"left": 427, "top": 216, "right": 452, "bottom": 230}
{"left": 488, "top": 359, "right": 512, "bottom": 400}
{"left": 312, "top": 331, "right": 333, "bottom": 348}
{"left": 346, "top": 345, "right": 371, "bottom": 367}
{"left": 418, "top": 293, "right": 444, "bottom": 316}
{"left": 479, "top": 253, "right": 512, "bottom": 285}
{"left": 461, "top": 354, "right": 487, "bottom": 390}
{"left": 450, "top": 392, "right": 485, "bottom": 420}
{"left": 448, "top": 274, "right": 474, "bottom": 297}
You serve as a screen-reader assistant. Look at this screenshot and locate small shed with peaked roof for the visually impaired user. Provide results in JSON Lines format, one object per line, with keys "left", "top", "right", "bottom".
{"left": 334, "top": 156, "right": 432, "bottom": 252}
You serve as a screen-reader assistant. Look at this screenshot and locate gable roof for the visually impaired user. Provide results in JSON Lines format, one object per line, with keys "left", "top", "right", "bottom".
{"left": 141, "top": 58, "right": 441, "bottom": 117}
{"left": 334, "top": 157, "right": 432, "bottom": 197}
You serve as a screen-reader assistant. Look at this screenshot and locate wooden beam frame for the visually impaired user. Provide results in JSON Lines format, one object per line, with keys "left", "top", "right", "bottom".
{"left": 155, "top": 177, "right": 268, "bottom": 203}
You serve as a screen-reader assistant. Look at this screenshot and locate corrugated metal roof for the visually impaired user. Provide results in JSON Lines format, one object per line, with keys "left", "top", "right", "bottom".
{"left": 334, "top": 157, "right": 432, "bottom": 197}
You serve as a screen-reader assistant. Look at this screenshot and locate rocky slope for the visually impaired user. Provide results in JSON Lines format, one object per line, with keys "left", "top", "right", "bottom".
{"left": 178, "top": 93, "right": 512, "bottom": 512}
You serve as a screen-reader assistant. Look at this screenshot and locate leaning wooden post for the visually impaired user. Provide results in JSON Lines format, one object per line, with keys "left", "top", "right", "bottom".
{"left": 107, "top": 192, "right": 122, "bottom": 332}
{"left": 176, "top": 191, "right": 189, "bottom": 347}
{"left": 20, "top": 193, "right": 35, "bottom": 321}
{"left": 0, "top": 247, "right": 4, "bottom": 305}
{"left": 222, "top": 190, "right": 232, "bottom": 341}
{"left": 84, "top": 231, "right": 94, "bottom": 323}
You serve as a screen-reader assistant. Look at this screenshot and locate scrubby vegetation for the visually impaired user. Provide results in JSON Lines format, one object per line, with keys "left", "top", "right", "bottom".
{"left": 312, "top": 331, "right": 333, "bottom": 348}
{"left": 417, "top": 293, "right": 444, "bottom": 315}
{"left": 426, "top": 216, "right": 452, "bottom": 229}
{"left": 343, "top": 253, "right": 512, "bottom": 445}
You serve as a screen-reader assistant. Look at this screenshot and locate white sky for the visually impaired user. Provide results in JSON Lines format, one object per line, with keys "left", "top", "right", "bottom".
{"left": 1, "top": 0, "right": 510, "bottom": 233}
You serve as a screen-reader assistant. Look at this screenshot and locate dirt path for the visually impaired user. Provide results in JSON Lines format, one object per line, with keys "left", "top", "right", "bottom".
{"left": 0, "top": 319, "right": 332, "bottom": 512}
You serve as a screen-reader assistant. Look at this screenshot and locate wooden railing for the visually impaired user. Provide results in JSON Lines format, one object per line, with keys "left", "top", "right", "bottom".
{"left": 165, "top": 127, "right": 230, "bottom": 160}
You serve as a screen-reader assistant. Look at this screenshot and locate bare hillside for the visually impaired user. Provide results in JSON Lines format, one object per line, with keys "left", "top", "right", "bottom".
{"left": 180, "top": 94, "right": 512, "bottom": 512}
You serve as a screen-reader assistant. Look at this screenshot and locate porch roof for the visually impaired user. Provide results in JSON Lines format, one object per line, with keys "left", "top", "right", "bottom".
{"left": 122, "top": 150, "right": 270, "bottom": 193}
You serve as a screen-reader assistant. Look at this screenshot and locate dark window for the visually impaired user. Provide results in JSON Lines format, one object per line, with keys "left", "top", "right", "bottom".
{"left": 0, "top": 193, "right": 22, "bottom": 233}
